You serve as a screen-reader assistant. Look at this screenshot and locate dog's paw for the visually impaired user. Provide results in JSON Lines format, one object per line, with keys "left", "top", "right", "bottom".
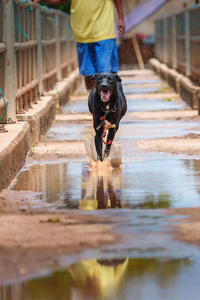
{"left": 104, "top": 149, "right": 111, "bottom": 158}
{"left": 98, "top": 155, "right": 104, "bottom": 162}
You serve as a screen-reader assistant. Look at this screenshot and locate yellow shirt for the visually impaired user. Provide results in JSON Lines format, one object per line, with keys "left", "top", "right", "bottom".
{"left": 70, "top": 0, "right": 116, "bottom": 43}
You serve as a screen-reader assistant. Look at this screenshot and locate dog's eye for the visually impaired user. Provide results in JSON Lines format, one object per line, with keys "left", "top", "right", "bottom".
{"left": 107, "top": 76, "right": 112, "bottom": 80}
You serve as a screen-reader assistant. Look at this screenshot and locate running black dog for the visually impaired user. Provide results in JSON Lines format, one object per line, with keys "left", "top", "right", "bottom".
{"left": 88, "top": 72, "right": 127, "bottom": 161}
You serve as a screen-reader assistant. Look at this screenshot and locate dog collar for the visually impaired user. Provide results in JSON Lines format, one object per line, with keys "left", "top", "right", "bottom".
{"left": 96, "top": 106, "right": 117, "bottom": 132}
{"left": 99, "top": 105, "right": 117, "bottom": 114}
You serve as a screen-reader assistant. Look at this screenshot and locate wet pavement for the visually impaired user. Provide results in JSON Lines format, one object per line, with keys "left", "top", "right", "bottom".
{"left": 2, "top": 256, "right": 200, "bottom": 300}
{"left": 4, "top": 69, "right": 200, "bottom": 298}
{"left": 10, "top": 157, "right": 200, "bottom": 209}
{"left": 10, "top": 70, "right": 200, "bottom": 210}
{"left": 1, "top": 208, "right": 200, "bottom": 299}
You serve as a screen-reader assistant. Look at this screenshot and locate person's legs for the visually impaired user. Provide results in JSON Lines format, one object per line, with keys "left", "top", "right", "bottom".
{"left": 76, "top": 43, "right": 95, "bottom": 75}
{"left": 76, "top": 42, "right": 95, "bottom": 91}
{"left": 84, "top": 76, "right": 94, "bottom": 91}
{"left": 76, "top": 39, "right": 119, "bottom": 91}
{"left": 94, "top": 39, "right": 118, "bottom": 73}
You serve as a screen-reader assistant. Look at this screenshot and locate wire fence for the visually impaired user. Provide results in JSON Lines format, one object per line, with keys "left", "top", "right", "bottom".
{"left": 0, "top": 0, "right": 77, "bottom": 124}
{"left": 155, "top": 3, "right": 200, "bottom": 84}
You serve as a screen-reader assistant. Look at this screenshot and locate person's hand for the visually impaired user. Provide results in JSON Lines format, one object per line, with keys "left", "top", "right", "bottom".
{"left": 117, "top": 19, "right": 125, "bottom": 36}
{"left": 31, "top": 0, "right": 41, "bottom": 7}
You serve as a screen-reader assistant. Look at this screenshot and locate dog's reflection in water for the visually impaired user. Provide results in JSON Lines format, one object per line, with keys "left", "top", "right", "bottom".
{"left": 96, "top": 172, "right": 121, "bottom": 209}
{"left": 80, "top": 161, "right": 122, "bottom": 210}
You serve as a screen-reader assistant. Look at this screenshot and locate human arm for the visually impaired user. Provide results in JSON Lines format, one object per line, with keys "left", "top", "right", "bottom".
{"left": 113, "top": 0, "right": 126, "bottom": 36}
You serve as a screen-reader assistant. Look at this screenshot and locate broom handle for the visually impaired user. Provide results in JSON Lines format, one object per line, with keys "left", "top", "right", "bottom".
{"left": 132, "top": 29, "right": 145, "bottom": 70}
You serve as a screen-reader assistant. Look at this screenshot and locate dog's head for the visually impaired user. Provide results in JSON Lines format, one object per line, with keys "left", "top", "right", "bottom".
{"left": 92, "top": 73, "right": 122, "bottom": 102}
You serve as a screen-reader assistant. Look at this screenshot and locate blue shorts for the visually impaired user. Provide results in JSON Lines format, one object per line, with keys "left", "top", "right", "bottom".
{"left": 77, "top": 39, "right": 118, "bottom": 76}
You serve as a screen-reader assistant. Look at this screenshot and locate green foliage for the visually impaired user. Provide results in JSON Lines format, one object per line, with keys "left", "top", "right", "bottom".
{"left": 40, "top": 1, "right": 71, "bottom": 14}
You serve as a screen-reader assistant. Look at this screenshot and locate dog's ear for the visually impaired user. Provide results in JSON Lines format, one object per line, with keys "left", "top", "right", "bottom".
{"left": 116, "top": 74, "right": 122, "bottom": 82}
{"left": 92, "top": 73, "right": 98, "bottom": 81}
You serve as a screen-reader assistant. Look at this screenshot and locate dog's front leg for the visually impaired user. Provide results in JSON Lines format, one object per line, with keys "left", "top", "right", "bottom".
{"left": 104, "top": 128, "right": 116, "bottom": 158}
{"left": 95, "top": 130, "right": 103, "bottom": 161}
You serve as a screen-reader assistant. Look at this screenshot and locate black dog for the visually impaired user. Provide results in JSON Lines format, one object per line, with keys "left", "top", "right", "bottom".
{"left": 88, "top": 72, "right": 127, "bottom": 161}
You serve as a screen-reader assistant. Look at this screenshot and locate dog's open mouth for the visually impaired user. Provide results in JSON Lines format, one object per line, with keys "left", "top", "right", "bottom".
{"left": 100, "top": 89, "right": 112, "bottom": 102}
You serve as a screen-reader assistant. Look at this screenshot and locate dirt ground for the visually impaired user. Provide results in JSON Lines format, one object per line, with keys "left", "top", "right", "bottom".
{"left": 134, "top": 110, "right": 200, "bottom": 156}
{"left": 167, "top": 207, "right": 200, "bottom": 247}
{"left": 0, "top": 208, "right": 118, "bottom": 284}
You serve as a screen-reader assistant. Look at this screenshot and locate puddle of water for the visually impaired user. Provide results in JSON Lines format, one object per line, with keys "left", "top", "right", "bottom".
{"left": 60, "top": 98, "right": 186, "bottom": 117}
{"left": 45, "top": 120, "right": 200, "bottom": 143}
{"left": 62, "top": 101, "right": 89, "bottom": 114}
{"left": 46, "top": 124, "right": 92, "bottom": 141}
{"left": 10, "top": 158, "right": 200, "bottom": 209}
{"left": 66, "top": 85, "right": 161, "bottom": 95}
{"left": 124, "top": 87, "right": 160, "bottom": 94}
{"left": 61, "top": 90, "right": 185, "bottom": 117}
{"left": 122, "top": 78, "right": 162, "bottom": 85}
{"left": 46, "top": 115, "right": 198, "bottom": 143}
{"left": 127, "top": 99, "right": 187, "bottom": 111}
{"left": 0, "top": 256, "right": 199, "bottom": 300}
{"left": 117, "top": 121, "right": 200, "bottom": 141}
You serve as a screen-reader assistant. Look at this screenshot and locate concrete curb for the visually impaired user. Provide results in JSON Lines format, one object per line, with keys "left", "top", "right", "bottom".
{"left": 17, "top": 95, "right": 55, "bottom": 145}
{"left": 149, "top": 58, "right": 200, "bottom": 111}
{"left": 179, "top": 76, "right": 200, "bottom": 110}
{"left": 0, "top": 69, "right": 82, "bottom": 190}
{"left": 0, "top": 122, "right": 30, "bottom": 191}
{"left": 46, "top": 69, "right": 82, "bottom": 108}
{"left": 17, "top": 68, "right": 82, "bottom": 145}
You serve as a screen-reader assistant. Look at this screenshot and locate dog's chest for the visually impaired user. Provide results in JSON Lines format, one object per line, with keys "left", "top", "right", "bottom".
{"left": 104, "top": 119, "right": 116, "bottom": 130}
{"left": 100, "top": 103, "right": 118, "bottom": 122}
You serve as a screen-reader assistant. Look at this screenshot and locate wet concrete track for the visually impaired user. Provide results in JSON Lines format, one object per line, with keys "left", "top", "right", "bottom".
{"left": 1, "top": 208, "right": 200, "bottom": 299}
{"left": 10, "top": 157, "right": 200, "bottom": 209}
{"left": 10, "top": 71, "right": 200, "bottom": 210}
{"left": 3, "top": 70, "right": 200, "bottom": 299}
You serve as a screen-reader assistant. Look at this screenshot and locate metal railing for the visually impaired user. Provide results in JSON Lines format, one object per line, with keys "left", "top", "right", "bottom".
{"left": 190, "top": 4, "right": 200, "bottom": 84}
{"left": 0, "top": 0, "right": 77, "bottom": 124}
{"left": 155, "top": 3, "right": 200, "bottom": 83}
{"left": 0, "top": 0, "right": 7, "bottom": 123}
